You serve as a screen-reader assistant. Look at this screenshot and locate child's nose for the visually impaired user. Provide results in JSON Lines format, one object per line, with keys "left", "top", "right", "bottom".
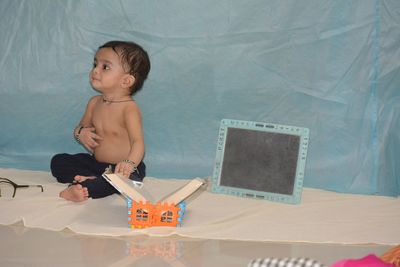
{"left": 92, "top": 66, "right": 99, "bottom": 74}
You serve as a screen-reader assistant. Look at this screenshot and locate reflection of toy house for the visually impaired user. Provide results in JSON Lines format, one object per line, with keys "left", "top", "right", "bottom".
{"left": 127, "top": 199, "right": 186, "bottom": 228}
{"left": 111, "top": 238, "right": 185, "bottom": 266}
{"left": 126, "top": 238, "right": 181, "bottom": 259}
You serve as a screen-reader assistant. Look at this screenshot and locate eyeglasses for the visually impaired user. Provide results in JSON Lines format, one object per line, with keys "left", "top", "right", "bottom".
{"left": 0, "top": 177, "right": 44, "bottom": 198}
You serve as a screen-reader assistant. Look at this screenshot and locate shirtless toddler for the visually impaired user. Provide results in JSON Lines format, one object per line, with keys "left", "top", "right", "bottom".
{"left": 51, "top": 41, "right": 151, "bottom": 202}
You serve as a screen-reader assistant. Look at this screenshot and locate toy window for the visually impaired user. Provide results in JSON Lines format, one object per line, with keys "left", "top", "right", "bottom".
{"left": 161, "top": 210, "right": 174, "bottom": 222}
{"left": 135, "top": 208, "right": 149, "bottom": 221}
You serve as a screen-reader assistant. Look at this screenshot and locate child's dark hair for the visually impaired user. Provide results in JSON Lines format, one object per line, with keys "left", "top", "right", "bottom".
{"left": 99, "top": 40, "right": 150, "bottom": 95}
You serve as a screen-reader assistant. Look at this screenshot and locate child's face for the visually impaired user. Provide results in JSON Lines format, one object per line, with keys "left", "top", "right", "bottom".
{"left": 89, "top": 48, "right": 129, "bottom": 93}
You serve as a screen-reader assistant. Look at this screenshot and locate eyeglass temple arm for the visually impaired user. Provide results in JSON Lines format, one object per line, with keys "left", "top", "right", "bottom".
{"left": 16, "top": 184, "right": 44, "bottom": 192}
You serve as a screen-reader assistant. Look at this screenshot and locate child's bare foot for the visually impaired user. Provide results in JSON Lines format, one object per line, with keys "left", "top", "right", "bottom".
{"left": 59, "top": 184, "right": 89, "bottom": 202}
{"left": 74, "top": 175, "right": 96, "bottom": 183}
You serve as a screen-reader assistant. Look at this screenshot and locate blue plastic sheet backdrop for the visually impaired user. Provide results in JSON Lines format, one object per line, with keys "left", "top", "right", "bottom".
{"left": 0, "top": 0, "right": 399, "bottom": 196}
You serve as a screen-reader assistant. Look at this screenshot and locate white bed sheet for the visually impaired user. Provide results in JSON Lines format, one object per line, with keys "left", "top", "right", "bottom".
{"left": 0, "top": 168, "right": 398, "bottom": 245}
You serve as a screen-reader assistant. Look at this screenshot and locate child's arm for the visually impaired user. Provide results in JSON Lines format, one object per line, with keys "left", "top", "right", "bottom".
{"left": 115, "top": 103, "right": 145, "bottom": 177}
{"left": 74, "top": 96, "right": 103, "bottom": 153}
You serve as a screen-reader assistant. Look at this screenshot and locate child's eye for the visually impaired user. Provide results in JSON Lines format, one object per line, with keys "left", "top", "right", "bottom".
{"left": 92, "top": 62, "right": 97, "bottom": 68}
{"left": 102, "top": 64, "right": 110, "bottom": 70}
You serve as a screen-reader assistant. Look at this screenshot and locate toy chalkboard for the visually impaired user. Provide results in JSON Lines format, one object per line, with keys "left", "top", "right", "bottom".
{"left": 211, "top": 119, "right": 309, "bottom": 204}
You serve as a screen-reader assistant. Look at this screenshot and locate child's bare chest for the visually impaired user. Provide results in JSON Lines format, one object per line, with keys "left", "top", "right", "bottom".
{"left": 92, "top": 104, "right": 125, "bottom": 133}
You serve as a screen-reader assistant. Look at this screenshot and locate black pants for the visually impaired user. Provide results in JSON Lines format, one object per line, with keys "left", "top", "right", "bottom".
{"left": 50, "top": 153, "right": 146, "bottom": 199}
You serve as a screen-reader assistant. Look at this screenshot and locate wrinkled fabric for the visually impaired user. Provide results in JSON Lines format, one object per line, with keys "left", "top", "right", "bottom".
{"left": 1, "top": 168, "right": 400, "bottom": 245}
{"left": 0, "top": 0, "right": 399, "bottom": 196}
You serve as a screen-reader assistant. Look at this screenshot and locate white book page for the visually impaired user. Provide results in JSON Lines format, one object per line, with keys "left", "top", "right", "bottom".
{"left": 103, "top": 173, "right": 205, "bottom": 205}
{"left": 102, "top": 173, "right": 153, "bottom": 203}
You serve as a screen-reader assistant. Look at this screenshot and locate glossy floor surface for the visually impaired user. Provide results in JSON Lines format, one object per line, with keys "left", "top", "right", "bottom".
{"left": 0, "top": 223, "right": 392, "bottom": 267}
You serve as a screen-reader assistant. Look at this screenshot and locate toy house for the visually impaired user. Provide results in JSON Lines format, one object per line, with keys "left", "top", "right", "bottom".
{"left": 127, "top": 199, "right": 186, "bottom": 228}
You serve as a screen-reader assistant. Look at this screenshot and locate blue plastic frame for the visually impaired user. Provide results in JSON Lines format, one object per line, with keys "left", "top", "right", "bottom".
{"left": 211, "top": 119, "right": 310, "bottom": 204}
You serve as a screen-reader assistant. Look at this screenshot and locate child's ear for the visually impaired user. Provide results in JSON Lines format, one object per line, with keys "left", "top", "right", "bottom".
{"left": 122, "top": 74, "right": 135, "bottom": 89}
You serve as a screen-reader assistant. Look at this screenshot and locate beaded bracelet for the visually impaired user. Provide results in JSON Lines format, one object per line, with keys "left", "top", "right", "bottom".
{"left": 122, "top": 159, "right": 138, "bottom": 172}
{"left": 122, "top": 159, "right": 136, "bottom": 166}
{"left": 77, "top": 126, "right": 84, "bottom": 134}
{"left": 74, "top": 126, "right": 84, "bottom": 143}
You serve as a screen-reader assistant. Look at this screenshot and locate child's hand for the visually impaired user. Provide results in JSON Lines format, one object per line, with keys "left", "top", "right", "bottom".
{"left": 115, "top": 160, "right": 136, "bottom": 178}
{"left": 78, "top": 127, "right": 102, "bottom": 153}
